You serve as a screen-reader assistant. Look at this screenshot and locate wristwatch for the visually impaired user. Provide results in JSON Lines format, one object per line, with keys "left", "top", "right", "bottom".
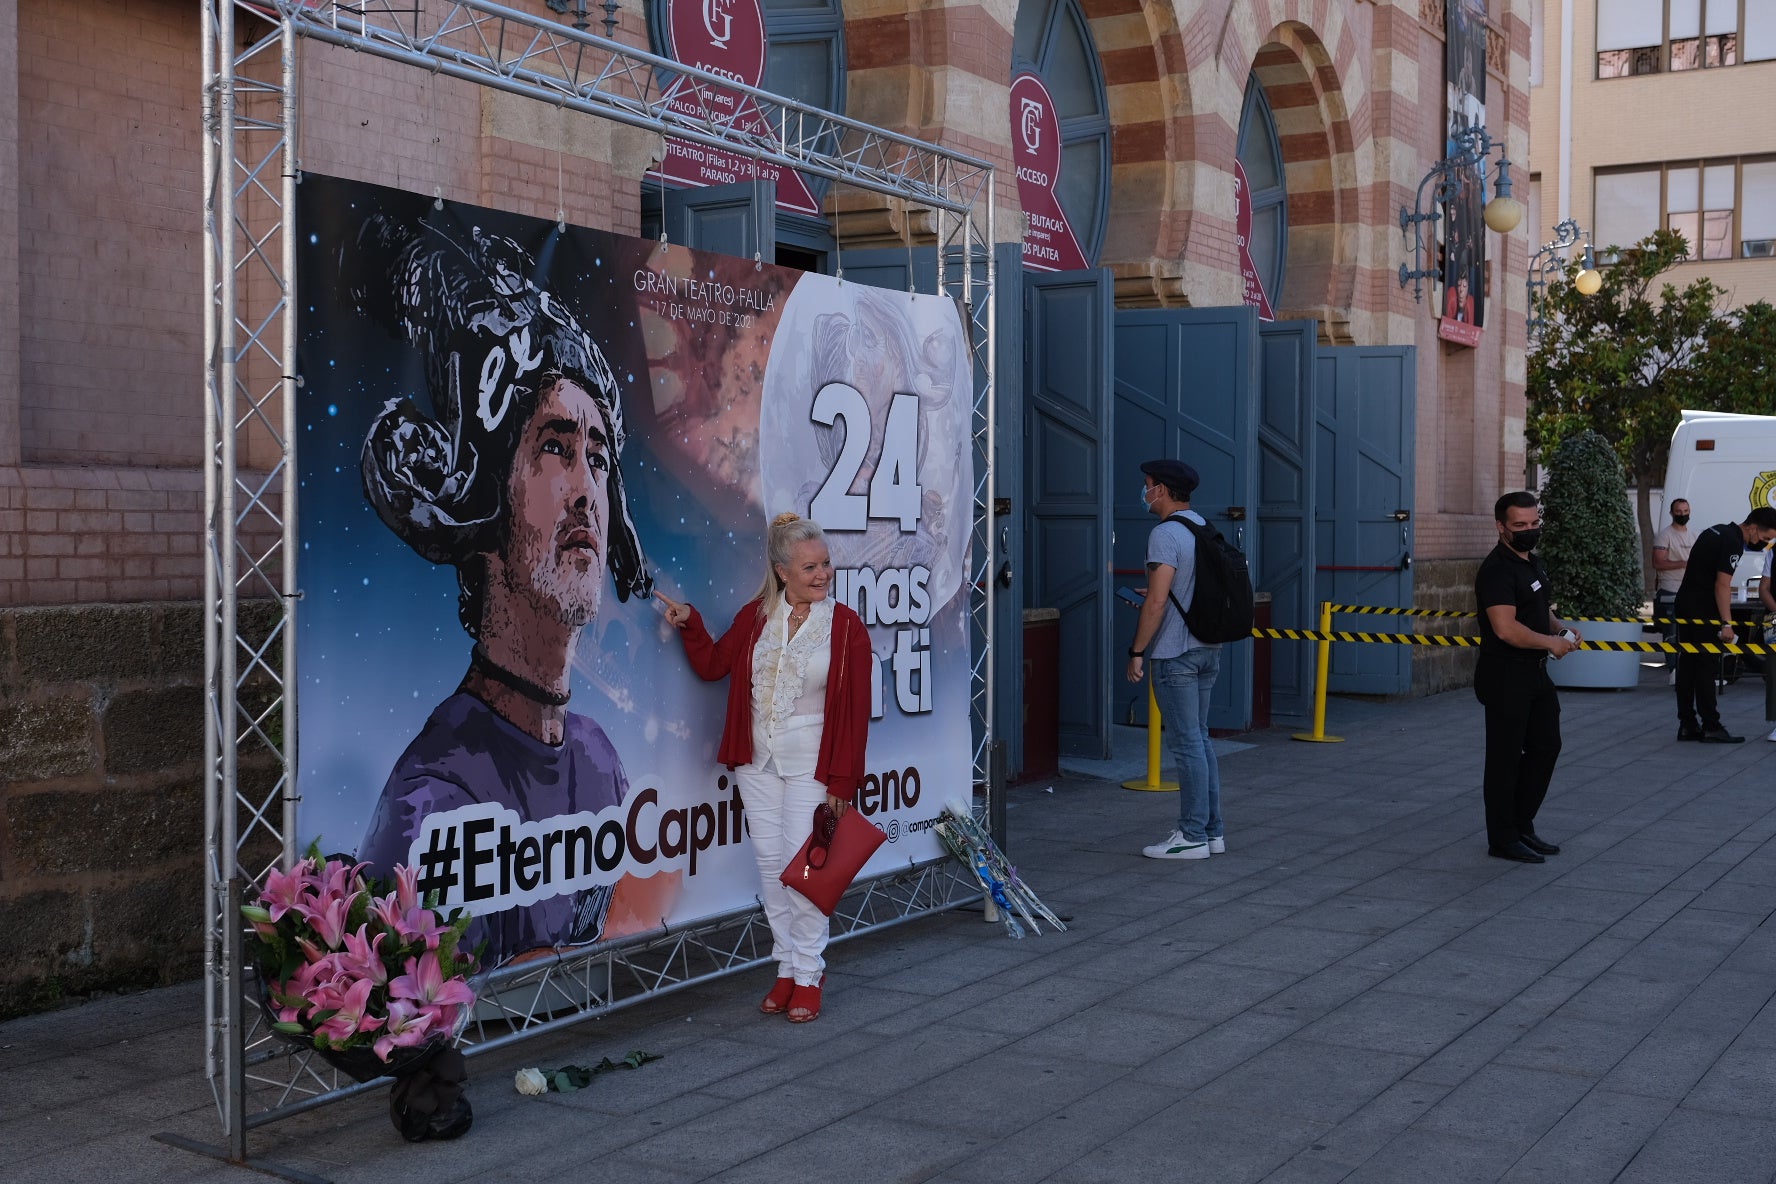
{"left": 1128, "top": 648, "right": 1143, "bottom": 658}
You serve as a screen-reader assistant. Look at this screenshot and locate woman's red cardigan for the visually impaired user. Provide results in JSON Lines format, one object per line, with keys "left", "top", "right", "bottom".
{"left": 677, "top": 598, "right": 873, "bottom": 803}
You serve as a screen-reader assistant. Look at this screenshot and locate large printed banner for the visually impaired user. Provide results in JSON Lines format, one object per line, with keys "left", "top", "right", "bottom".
{"left": 295, "top": 173, "right": 970, "bottom": 968}
{"left": 1439, "top": 0, "right": 1488, "bottom": 347}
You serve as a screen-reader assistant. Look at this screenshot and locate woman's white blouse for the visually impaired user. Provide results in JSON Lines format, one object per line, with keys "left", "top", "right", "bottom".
{"left": 747, "top": 597, "right": 833, "bottom": 776}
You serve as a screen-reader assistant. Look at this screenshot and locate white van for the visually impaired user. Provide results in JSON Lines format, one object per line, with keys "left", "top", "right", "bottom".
{"left": 1659, "top": 410, "right": 1776, "bottom": 600}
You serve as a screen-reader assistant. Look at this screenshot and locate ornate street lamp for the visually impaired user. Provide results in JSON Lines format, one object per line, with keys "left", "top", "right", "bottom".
{"left": 1526, "top": 218, "right": 1603, "bottom": 344}
{"left": 1398, "top": 124, "right": 1523, "bottom": 302}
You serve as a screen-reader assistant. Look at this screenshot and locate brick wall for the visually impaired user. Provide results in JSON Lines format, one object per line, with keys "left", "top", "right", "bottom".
{"left": 0, "top": 600, "right": 278, "bottom": 1020}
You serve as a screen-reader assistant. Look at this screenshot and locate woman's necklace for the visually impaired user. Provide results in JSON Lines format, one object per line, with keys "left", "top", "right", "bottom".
{"left": 787, "top": 601, "right": 809, "bottom": 637}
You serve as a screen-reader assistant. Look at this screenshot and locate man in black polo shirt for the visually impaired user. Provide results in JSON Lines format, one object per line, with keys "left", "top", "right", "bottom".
{"left": 1474, "top": 492, "right": 1581, "bottom": 864}
{"left": 1674, "top": 507, "right": 1776, "bottom": 743}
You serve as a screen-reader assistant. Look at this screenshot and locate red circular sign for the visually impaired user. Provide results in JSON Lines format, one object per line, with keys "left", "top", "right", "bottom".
{"left": 665, "top": 0, "right": 766, "bottom": 88}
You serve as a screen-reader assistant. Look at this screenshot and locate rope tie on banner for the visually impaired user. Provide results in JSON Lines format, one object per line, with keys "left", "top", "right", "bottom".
{"left": 556, "top": 106, "right": 567, "bottom": 232}
{"left": 906, "top": 203, "right": 917, "bottom": 294}
{"left": 833, "top": 186, "right": 844, "bottom": 283}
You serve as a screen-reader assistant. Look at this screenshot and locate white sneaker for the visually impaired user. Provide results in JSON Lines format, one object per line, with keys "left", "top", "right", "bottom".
{"left": 1143, "top": 830, "right": 1211, "bottom": 860}
{"left": 1767, "top": 725, "right": 1776, "bottom": 742}
{"left": 1208, "top": 836, "right": 1226, "bottom": 854}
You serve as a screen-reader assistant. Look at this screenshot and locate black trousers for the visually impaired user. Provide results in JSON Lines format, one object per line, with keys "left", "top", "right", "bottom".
{"left": 1675, "top": 622, "right": 1722, "bottom": 730}
{"left": 1474, "top": 650, "right": 1562, "bottom": 848}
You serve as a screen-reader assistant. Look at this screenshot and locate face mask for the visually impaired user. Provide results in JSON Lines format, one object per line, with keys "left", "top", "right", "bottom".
{"left": 1140, "top": 485, "right": 1153, "bottom": 507}
{"left": 1509, "top": 527, "right": 1542, "bottom": 552}
{"left": 1673, "top": 514, "right": 1689, "bottom": 525}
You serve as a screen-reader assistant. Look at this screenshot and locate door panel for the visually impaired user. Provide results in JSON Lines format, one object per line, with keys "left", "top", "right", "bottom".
{"left": 1027, "top": 270, "right": 1114, "bottom": 759}
{"left": 1256, "top": 319, "right": 1317, "bottom": 721}
{"left": 662, "top": 180, "right": 776, "bottom": 260}
{"left": 1314, "top": 345, "right": 1417, "bottom": 695}
{"left": 1114, "top": 307, "right": 1260, "bottom": 732}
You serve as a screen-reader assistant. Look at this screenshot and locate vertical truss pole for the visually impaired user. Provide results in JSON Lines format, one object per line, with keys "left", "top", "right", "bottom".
{"left": 205, "top": 0, "right": 248, "bottom": 1158}
{"left": 282, "top": 7, "right": 302, "bottom": 866}
{"left": 982, "top": 179, "right": 996, "bottom": 816}
{"left": 199, "top": 0, "right": 221, "bottom": 1097}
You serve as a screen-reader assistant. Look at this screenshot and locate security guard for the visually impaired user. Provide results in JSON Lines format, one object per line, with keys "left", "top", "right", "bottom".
{"left": 1473, "top": 492, "right": 1581, "bottom": 864}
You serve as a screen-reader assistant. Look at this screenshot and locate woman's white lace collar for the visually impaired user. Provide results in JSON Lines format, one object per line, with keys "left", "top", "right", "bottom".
{"left": 752, "top": 598, "right": 833, "bottom": 733}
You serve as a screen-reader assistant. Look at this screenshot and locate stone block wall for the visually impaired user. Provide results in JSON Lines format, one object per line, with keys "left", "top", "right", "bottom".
{"left": 0, "top": 600, "right": 276, "bottom": 1020}
{"left": 1410, "top": 557, "right": 1483, "bottom": 697}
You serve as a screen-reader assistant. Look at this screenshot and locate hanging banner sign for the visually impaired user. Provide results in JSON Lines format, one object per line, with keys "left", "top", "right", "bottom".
{"left": 1438, "top": 0, "right": 1487, "bottom": 347}
{"left": 1010, "top": 72, "right": 1090, "bottom": 272}
{"left": 1234, "top": 161, "right": 1275, "bottom": 322}
{"left": 293, "top": 173, "right": 972, "bottom": 970}
{"left": 647, "top": 0, "right": 821, "bottom": 215}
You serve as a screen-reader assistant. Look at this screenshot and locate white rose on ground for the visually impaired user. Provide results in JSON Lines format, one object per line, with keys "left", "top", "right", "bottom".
{"left": 514, "top": 1067, "right": 549, "bottom": 1096}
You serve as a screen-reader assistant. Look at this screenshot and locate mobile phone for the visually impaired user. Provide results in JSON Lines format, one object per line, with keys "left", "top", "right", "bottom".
{"left": 1116, "top": 586, "right": 1144, "bottom": 608}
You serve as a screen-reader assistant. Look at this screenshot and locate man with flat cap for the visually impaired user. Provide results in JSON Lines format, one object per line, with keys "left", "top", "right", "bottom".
{"left": 1125, "top": 458, "right": 1225, "bottom": 860}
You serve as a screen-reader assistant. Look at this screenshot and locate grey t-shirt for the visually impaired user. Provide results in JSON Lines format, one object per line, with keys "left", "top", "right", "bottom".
{"left": 1146, "top": 510, "right": 1218, "bottom": 659}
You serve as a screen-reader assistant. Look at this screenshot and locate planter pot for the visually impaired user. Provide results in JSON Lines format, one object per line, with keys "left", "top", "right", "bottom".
{"left": 1547, "top": 618, "right": 1644, "bottom": 689}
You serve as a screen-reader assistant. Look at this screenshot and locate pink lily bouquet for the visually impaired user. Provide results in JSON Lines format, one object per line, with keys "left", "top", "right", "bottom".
{"left": 241, "top": 845, "right": 479, "bottom": 1076}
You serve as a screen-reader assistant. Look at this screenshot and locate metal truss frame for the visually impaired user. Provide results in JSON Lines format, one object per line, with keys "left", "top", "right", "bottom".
{"left": 199, "top": 0, "right": 997, "bottom": 1163}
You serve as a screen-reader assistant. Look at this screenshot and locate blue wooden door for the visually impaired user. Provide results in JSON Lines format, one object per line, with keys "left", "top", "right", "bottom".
{"left": 1257, "top": 319, "right": 1317, "bottom": 721}
{"left": 661, "top": 180, "right": 776, "bottom": 260}
{"left": 1113, "top": 307, "right": 1259, "bottom": 731}
{"left": 1027, "top": 269, "right": 1114, "bottom": 759}
{"left": 1313, "top": 345, "right": 1416, "bottom": 694}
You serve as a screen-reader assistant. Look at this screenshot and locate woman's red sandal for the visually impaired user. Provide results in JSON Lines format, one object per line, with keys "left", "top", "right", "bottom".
{"left": 786, "top": 980, "right": 822, "bottom": 1023}
{"left": 759, "top": 976, "right": 795, "bottom": 1015}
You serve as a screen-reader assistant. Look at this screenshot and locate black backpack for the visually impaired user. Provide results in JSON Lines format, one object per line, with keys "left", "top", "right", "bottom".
{"left": 1163, "top": 513, "right": 1255, "bottom": 644}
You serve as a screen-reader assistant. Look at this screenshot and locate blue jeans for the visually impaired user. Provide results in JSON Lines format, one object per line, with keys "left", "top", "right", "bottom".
{"left": 1151, "top": 648, "right": 1222, "bottom": 843}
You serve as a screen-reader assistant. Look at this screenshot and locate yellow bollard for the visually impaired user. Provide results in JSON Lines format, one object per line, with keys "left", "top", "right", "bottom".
{"left": 1291, "top": 599, "right": 1345, "bottom": 743}
{"left": 1122, "top": 678, "right": 1179, "bottom": 791}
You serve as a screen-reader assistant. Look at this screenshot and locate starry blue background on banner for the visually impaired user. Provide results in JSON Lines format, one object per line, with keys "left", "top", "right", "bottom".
{"left": 292, "top": 174, "right": 756, "bottom": 854}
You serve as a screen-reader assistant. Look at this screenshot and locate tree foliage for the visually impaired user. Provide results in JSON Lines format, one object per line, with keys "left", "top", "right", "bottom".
{"left": 1526, "top": 229, "right": 1776, "bottom": 592}
{"left": 1538, "top": 430, "right": 1643, "bottom": 620}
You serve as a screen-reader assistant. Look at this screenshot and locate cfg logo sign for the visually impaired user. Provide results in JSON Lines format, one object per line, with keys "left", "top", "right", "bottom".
{"left": 1009, "top": 73, "right": 1088, "bottom": 272}
{"left": 701, "top": 0, "right": 734, "bottom": 48}
{"left": 1019, "top": 96, "right": 1044, "bottom": 153}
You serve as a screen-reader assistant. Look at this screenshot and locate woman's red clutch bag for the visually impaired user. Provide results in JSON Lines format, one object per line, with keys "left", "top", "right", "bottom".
{"left": 779, "top": 803, "right": 886, "bottom": 916}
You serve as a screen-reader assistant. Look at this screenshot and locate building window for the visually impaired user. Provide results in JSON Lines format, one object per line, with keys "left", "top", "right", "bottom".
{"left": 1598, "top": 0, "right": 1776, "bottom": 77}
{"left": 760, "top": 0, "right": 847, "bottom": 149}
{"left": 1236, "top": 78, "right": 1288, "bottom": 304}
{"left": 1012, "top": 0, "right": 1111, "bottom": 265}
{"left": 1593, "top": 158, "right": 1776, "bottom": 260}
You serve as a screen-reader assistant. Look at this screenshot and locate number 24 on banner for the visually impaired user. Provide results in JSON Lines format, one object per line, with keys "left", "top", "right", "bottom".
{"left": 809, "top": 384, "right": 923, "bottom": 533}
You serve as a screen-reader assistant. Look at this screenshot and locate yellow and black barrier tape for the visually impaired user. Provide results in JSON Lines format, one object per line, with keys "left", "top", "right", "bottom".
{"left": 1326, "top": 604, "right": 1760, "bottom": 627}
{"left": 1328, "top": 604, "right": 1478, "bottom": 618}
{"left": 1252, "top": 627, "right": 1772, "bottom": 655}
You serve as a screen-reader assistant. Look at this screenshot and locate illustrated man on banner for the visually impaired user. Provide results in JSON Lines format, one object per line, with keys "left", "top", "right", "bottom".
{"left": 342, "top": 214, "right": 668, "bottom": 967}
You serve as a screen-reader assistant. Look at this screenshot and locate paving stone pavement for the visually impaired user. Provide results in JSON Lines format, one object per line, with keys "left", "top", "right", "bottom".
{"left": 5, "top": 664, "right": 1776, "bottom": 1183}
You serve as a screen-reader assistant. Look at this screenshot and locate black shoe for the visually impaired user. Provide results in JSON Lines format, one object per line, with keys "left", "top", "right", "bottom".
{"left": 1488, "top": 840, "right": 1545, "bottom": 864}
{"left": 1699, "top": 725, "right": 1746, "bottom": 744}
{"left": 1520, "top": 832, "right": 1561, "bottom": 856}
{"left": 1677, "top": 725, "right": 1705, "bottom": 741}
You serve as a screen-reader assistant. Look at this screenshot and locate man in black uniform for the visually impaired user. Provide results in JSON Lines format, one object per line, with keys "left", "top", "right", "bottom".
{"left": 1474, "top": 492, "right": 1581, "bottom": 864}
{"left": 1674, "top": 507, "right": 1776, "bottom": 743}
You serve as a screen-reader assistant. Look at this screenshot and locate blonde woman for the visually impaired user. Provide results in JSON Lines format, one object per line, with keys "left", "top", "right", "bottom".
{"left": 656, "top": 513, "right": 872, "bottom": 1022}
